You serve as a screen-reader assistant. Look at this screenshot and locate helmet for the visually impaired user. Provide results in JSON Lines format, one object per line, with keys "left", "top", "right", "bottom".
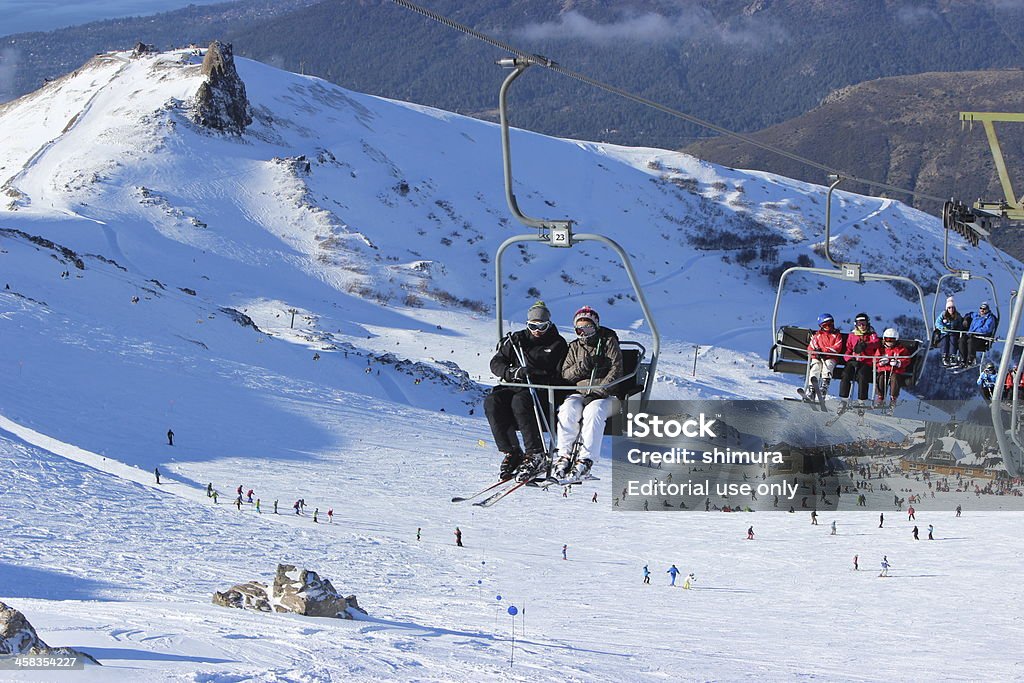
{"left": 882, "top": 328, "right": 899, "bottom": 341}
{"left": 985, "top": 362, "right": 996, "bottom": 372}
{"left": 854, "top": 312, "right": 870, "bottom": 325}
{"left": 817, "top": 313, "right": 834, "bottom": 327}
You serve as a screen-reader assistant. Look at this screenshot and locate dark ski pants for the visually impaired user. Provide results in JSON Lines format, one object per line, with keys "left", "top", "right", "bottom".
{"left": 840, "top": 360, "right": 872, "bottom": 401}
{"left": 958, "top": 335, "right": 990, "bottom": 364}
{"left": 876, "top": 372, "right": 907, "bottom": 401}
{"left": 939, "top": 333, "right": 958, "bottom": 358}
{"left": 484, "top": 387, "right": 546, "bottom": 454}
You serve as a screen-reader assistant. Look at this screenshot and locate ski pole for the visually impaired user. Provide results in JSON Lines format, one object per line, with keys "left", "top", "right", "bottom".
{"left": 512, "top": 340, "right": 555, "bottom": 454}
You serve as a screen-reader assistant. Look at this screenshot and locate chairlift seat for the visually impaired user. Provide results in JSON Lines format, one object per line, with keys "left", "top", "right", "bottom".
{"left": 770, "top": 325, "right": 925, "bottom": 388}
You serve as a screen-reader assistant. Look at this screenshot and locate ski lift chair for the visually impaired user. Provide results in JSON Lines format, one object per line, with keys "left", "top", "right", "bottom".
{"left": 492, "top": 57, "right": 659, "bottom": 438}
{"left": 931, "top": 214, "right": 1001, "bottom": 372}
{"left": 768, "top": 177, "right": 931, "bottom": 394}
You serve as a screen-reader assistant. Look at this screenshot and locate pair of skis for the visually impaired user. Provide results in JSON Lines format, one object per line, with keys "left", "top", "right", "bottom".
{"left": 450, "top": 473, "right": 557, "bottom": 508}
{"left": 451, "top": 469, "right": 600, "bottom": 507}
{"left": 794, "top": 376, "right": 828, "bottom": 412}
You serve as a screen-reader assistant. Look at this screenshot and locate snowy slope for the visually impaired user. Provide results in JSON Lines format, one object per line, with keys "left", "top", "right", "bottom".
{"left": 1, "top": 47, "right": 1024, "bottom": 680}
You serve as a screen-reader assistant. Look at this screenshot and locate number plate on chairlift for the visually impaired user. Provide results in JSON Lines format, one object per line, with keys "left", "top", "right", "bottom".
{"left": 550, "top": 225, "right": 572, "bottom": 247}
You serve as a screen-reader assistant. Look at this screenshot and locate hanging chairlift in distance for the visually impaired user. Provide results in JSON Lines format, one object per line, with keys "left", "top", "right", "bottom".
{"left": 492, "top": 57, "right": 660, "bottom": 436}
{"left": 768, "top": 176, "right": 932, "bottom": 395}
{"left": 957, "top": 111, "right": 1024, "bottom": 477}
{"left": 931, "top": 204, "right": 1000, "bottom": 374}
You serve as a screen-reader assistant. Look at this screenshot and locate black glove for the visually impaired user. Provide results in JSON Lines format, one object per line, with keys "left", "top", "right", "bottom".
{"left": 854, "top": 340, "right": 867, "bottom": 354}
{"left": 583, "top": 354, "right": 610, "bottom": 374}
{"left": 504, "top": 366, "right": 527, "bottom": 383}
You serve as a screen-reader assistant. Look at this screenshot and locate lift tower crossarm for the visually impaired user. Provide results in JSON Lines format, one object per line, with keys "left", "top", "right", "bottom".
{"left": 960, "top": 112, "right": 1024, "bottom": 219}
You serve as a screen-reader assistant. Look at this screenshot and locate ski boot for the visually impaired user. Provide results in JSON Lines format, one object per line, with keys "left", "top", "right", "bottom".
{"left": 517, "top": 450, "right": 548, "bottom": 482}
{"left": 819, "top": 378, "right": 831, "bottom": 399}
{"left": 552, "top": 454, "right": 573, "bottom": 480}
{"left": 499, "top": 450, "right": 524, "bottom": 481}
{"left": 567, "top": 458, "right": 594, "bottom": 482}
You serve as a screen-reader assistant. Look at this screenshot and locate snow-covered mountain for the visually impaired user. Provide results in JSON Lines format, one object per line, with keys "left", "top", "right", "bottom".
{"left": 2, "top": 46, "right": 1023, "bottom": 680}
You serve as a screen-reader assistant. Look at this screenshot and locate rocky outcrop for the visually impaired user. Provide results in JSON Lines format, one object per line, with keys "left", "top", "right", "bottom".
{"left": 213, "top": 564, "right": 366, "bottom": 619}
{"left": 0, "top": 601, "right": 99, "bottom": 664}
{"left": 212, "top": 581, "right": 272, "bottom": 612}
{"left": 193, "top": 41, "right": 251, "bottom": 135}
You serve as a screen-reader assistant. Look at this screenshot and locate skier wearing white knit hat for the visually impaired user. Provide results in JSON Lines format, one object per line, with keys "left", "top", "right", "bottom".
{"left": 553, "top": 305, "right": 623, "bottom": 482}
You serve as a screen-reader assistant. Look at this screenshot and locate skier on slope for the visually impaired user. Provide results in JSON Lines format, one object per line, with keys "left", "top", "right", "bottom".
{"left": 684, "top": 572, "right": 696, "bottom": 589}
{"left": 553, "top": 306, "right": 623, "bottom": 482}
{"left": 643, "top": 565, "right": 651, "bottom": 584}
{"left": 839, "top": 312, "right": 880, "bottom": 405}
{"left": 668, "top": 564, "right": 680, "bottom": 586}
{"left": 484, "top": 301, "right": 568, "bottom": 481}
{"left": 806, "top": 313, "right": 843, "bottom": 399}
{"left": 874, "top": 328, "right": 911, "bottom": 407}
{"left": 880, "top": 556, "right": 891, "bottom": 577}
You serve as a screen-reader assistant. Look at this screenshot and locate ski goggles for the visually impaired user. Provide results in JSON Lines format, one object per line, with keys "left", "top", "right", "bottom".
{"left": 575, "top": 322, "right": 597, "bottom": 337}
{"left": 526, "top": 320, "right": 551, "bottom": 332}
{"left": 854, "top": 318, "right": 869, "bottom": 326}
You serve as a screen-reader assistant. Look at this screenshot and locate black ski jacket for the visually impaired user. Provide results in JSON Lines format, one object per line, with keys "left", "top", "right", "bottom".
{"left": 490, "top": 327, "right": 569, "bottom": 386}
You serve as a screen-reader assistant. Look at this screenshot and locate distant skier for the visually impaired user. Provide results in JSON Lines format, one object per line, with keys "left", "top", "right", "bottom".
{"left": 747, "top": 526, "right": 754, "bottom": 540}
{"left": 907, "top": 505, "right": 915, "bottom": 521}
{"left": 206, "top": 483, "right": 213, "bottom": 497}
{"left": 956, "top": 505, "right": 962, "bottom": 517}
{"left": 592, "top": 492, "right": 598, "bottom": 503}
{"left": 255, "top": 499, "right": 261, "bottom": 514}
{"left": 274, "top": 500, "right": 278, "bottom": 514}
{"left": 293, "top": 500, "right": 301, "bottom": 515}
{"left": 237, "top": 485, "right": 243, "bottom": 498}
{"left": 853, "top": 554, "right": 859, "bottom": 571}
{"left": 684, "top": 572, "right": 696, "bottom": 589}
{"left": 247, "top": 489, "right": 254, "bottom": 504}
{"left": 553, "top": 306, "right": 623, "bottom": 482}
{"left": 879, "top": 512, "right": 884, "bottom": 528}
{"left": 880, "top": 556, "right": 891, "bottom": 577}
{"left": 154, "top": 467, "right": 161, "bottom": 485}
{"left": 668, "top": 564, "right": 680, "bottom": 586}
{"left": 978, "top": 362, "right": 998, "bottom": 402}
{"left": 643, "top": 565, "right": 651, "bottom": 584}
{"left": 830, "top": 520, "right": 837, "bottom": 535}
{"left": 167, "top": 429, "right": 174, "bottom": 446}
{"left": 313, "top": 508, "right": 319, "bottom": 523}
{"left": 562, "top": 544, "right": 567, "bottom": 560}
{"left": 928, "top": 524, "right": 934, "bottom": 540}
{"left": 416, "top": 527, "right": 421, "bottom": 541}
{"left": 912, "top": 525, "right": 919, "bottom": 540}
{"left": 485, "top": 301, "right": 568, "bottom": 481}
{"left": 811, "top": 510, "right": 818, "bottom": 525}
{"left": 957, "top": 301, "right": 997, "bottom": 368}
{"left": 328, "top": 508, "right": 333, "bottom": 523}
{"left": 455, "top": 527, "right": 463, "bottom": 547}
{"left": 212, "top": 490, "right": 218, "bottom": 504}
{"left": 235, "top": 495, "right": 242, "bottom": 511}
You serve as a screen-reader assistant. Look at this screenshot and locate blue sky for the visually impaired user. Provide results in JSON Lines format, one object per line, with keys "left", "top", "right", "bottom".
{"left": 2, "top": 0, "right": 228, "bottom": 35}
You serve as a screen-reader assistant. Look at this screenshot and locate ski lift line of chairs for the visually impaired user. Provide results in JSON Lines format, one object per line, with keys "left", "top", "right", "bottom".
{"left": 769, "top": 325, "right": 926, "bottom": 391}
{"left": 492, "top": 58, "right": 660, "bottom": 437}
